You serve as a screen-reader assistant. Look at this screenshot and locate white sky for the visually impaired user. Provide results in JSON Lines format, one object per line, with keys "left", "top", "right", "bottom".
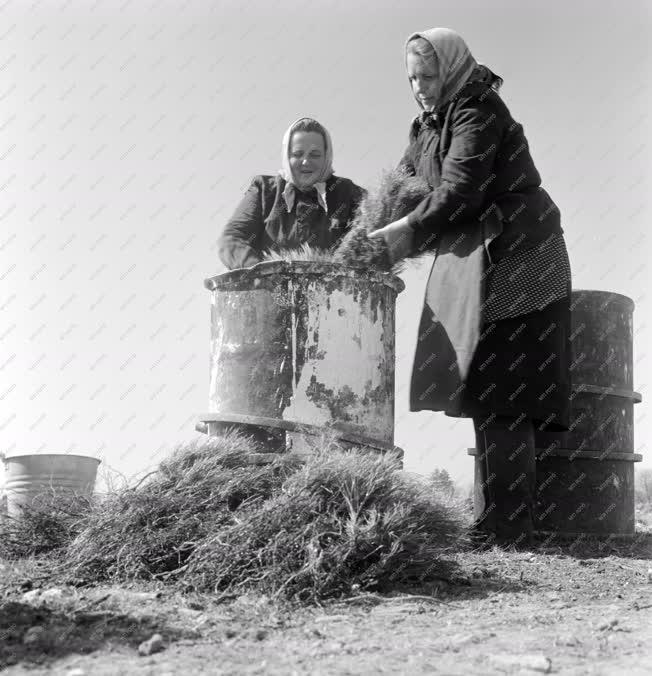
{"left": 1, "top": 0, "right": 651, "bottom": 488}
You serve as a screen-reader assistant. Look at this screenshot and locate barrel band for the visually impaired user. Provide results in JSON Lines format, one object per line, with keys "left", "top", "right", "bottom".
{"left": 467, "top": 447, "right": 642, "bottom": 462}
{"left": 204, "top": 260, "right": 405, "bottom": 294}
{"left": 572, "top": 383, "right": 642, "bottom": 403}
{"left": 199, "top": 412, "right": 396, "bottom": 452}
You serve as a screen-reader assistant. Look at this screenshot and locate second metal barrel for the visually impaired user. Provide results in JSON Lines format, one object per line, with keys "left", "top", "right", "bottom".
{"left": 533, "top": 289, "right": 642, "bottom": 535}
{"left": 469, "top": 289, "right": 642, "bottom": 536}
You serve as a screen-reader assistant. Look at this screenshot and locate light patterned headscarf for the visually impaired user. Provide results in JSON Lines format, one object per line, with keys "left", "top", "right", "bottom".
{"left": 405, "top": 27, "right": 502, "bottom": 112}
{"left": 278, "top": 117, "right": 334, "bottom": 212}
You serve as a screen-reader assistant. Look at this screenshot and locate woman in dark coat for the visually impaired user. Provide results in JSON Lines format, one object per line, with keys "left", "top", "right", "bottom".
{"left": 218, "top": 117, "right": 365, "bottom": 270}
{"left": 369, "top": 27, "right": 572, "bottom": 547}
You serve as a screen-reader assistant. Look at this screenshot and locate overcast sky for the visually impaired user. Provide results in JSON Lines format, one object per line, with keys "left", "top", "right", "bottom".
{"left": 1, "top": 0, "right": 650, "bottom": 488}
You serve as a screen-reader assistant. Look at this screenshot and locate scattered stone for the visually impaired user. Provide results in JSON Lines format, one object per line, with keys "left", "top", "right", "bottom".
{"left": 22, "top": 590, "right": 41, "bottom": 604}
{"left": 254, "top": 628, "right": 268, "bottom": 641}
{"left": 224, "top": 628, "right": 238, "bottom": 639}
{"left": 488, "top": 653, "right": 551, "bottom": 673}
{"left": 137, "top": 633, "right": 165, "bottom": 656}
{"left": 40, "top": 588, "right": 65, "bottom": 603}
{"left": 22, "top": 625, "right": 46, "bottom": 645}
{"left": 598, "top": 618, "right": 619, "bottom": 631}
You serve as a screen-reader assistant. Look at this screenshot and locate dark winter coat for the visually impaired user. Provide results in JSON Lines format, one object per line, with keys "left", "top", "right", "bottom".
{"left": 402, "top": 79, "right": 571, "bottom": 430}
{"left": 217, "top": 174, "right": 365, "bottom": 270}
{"left": 400, "top": 80, "right": 563, "bottom": 261}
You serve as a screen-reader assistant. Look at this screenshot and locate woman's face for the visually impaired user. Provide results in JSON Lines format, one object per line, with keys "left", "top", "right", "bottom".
{"left": 289, "top": 131, "right": 326, "bottom": 189}
{"left": 407, "top": 51, "right": 440, "bottom": 111}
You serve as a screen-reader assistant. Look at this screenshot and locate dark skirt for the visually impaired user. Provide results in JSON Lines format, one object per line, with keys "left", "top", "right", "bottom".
{"left": 448, "top": 296, "right": 572, "bottom": 432}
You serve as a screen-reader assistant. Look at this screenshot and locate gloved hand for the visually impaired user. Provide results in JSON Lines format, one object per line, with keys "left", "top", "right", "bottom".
{"left": 367, "top": 216, "right": 414, "bottom": 264}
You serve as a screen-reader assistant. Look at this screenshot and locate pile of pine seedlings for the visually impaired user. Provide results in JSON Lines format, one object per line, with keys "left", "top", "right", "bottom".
{"left": 333, "top": 168, "right": 431, "bottom": 271}
{"left": 2, "top": 429, "right": 466, "bottom": 603}
{"left": 0, "top": 492, "right": 92, "bottom": 559}
{"left": 62, "top": 430, "right": 301, "bottom": 584}
{"left": 182, "top": 446, "right": 464, "bottom": 601}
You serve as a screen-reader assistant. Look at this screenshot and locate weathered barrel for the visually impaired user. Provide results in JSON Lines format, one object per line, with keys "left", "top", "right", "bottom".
{"left": 3, "top": 453, "right": 100, "bottom": 518}
{"left": 197, "top": 261, "right": 405, "bottom": 457}
{"left": 469, "top": 289, "right": 642, "bottom": 536}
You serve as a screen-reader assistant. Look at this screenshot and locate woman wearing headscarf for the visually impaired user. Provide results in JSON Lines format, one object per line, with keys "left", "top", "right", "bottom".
{"left": 369, "top": 28, "right": 572, "bottom": 548}
{"left": 218, "top": 117, "right": 365, "bottom": 269}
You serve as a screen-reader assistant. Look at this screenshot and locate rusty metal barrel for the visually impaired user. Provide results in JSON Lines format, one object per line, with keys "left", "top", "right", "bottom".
{"left": 469, "top": 289, "right": 642, "bottom": 536}
{"left": 197, "top": 261, "right": 405, "bottom": 458}
{"left": 532, "top": 289, "right": 642, "bottom": 535}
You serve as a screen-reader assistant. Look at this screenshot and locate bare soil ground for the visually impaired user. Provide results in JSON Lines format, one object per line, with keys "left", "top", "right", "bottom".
{"left": 2, "top": 534, "right": 651, "bottom": 676}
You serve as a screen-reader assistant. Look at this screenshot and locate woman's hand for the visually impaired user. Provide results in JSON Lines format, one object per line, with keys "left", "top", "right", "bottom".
{"left": 367, "top": 217, "right": 414, "bottom": 264}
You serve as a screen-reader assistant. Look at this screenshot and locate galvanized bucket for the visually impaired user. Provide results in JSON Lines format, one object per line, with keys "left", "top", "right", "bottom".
{"left": 198, "top": 260, "right": 405, "bottom": 457}
{"left": 3, "top": 453, "right": 100, "bottom": 517}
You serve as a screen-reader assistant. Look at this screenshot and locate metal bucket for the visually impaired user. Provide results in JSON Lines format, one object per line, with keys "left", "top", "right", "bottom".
{"left": 468, "top": 289, "right": 643, "bottom": 536}
{"left": 3, "top": 453, "right": 101, "bottom": 518}
{"left": 197, "top": 260, "right": 404, "bottom": 457}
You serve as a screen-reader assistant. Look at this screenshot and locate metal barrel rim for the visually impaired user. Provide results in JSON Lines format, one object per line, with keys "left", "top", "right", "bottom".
{"left": 3, "top": 453, "right": 101, "bottom": 465}
{"left": 199, "top": 413, "right": 396, "bottom": 452}
{"left": 204, "top": 260, "right": 405, "bottom": 294}
{"left": 570, "top": 288, "right": 635, "bottom": 311}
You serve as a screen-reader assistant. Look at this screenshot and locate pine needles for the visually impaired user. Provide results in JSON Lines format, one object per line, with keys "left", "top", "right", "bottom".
{"left": 1, "top": 431, "right": 465, "bottom": 603}
{"left": 333, "top": 168, "right": 431, "bottom": 271}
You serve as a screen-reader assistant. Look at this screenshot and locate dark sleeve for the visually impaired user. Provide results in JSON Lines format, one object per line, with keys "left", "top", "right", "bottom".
{"left": 217, "top": 178, "right": 265, "bottom": 270}
{"left": 397, "top": 145, "right": 416, "bottom": 176}
{"left": 341, "top": 183, "right": 367, "bottom": 238}
{"left": 397, "top": 118, "right": 419, "bottom": 175}
{"left": 351, "top": 183, "right": 366, "bottom": 217}
{"left": 406, "top": 97, "right": 503, "bottom": 233}
{"left": 331, "top": 182, "right": 366, "bottom": 242}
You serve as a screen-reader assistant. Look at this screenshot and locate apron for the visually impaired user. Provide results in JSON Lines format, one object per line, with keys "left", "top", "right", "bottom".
{"left": 409, "top": 207, "right": 503, "bottom": 414}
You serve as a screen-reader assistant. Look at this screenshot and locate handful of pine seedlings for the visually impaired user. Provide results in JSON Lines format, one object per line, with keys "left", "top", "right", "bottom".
{"left": 332, "top": 168, "right": 431, "bottom": 272}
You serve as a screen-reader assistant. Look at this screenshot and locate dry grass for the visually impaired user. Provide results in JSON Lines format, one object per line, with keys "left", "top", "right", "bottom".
{"left": 333, "top": 168, "right": 431, "bottom": 272}
{"left": 63, "top": 431, "right": 301, "bottom": 584}
{"left": 0, "top": 493, "right": 91, "bottom": 559}
{"left": 184, "top": 447, "right": 463, "bottom": 601}
{"left": 262, "top": 244, "right": 336, "bottom": 263}
{"left": 0, "top": 431, "right": 465, "bottom": 603}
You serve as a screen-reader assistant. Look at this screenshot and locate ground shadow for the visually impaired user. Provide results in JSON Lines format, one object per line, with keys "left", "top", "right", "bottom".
{"left": 0, "top": 598, "right": 196, "bottom": 670}
{"left": 533, "top": 530, "right": 652, "bottom": 560}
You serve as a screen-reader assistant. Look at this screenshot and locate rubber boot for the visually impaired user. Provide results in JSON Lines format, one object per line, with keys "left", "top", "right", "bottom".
{"left": 471, "top": 414, "right": 536, "bottom": 549}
